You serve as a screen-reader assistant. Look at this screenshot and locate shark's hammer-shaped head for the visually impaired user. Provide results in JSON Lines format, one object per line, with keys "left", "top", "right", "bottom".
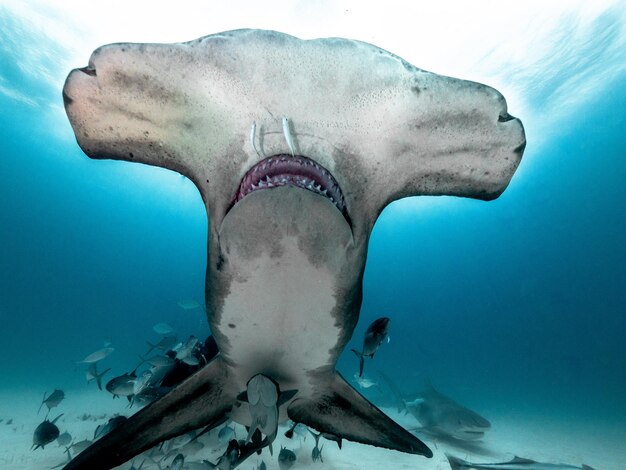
{"left": 61, "top": 29, "right": 525, "bottom": 469}
{"left": 63, "top": 30, "right": 525, "bottom": 374}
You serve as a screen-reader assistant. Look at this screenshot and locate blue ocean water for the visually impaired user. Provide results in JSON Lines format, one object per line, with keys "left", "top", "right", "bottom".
{"left": 0, "top": 3, "right": 625, "bottom": 470}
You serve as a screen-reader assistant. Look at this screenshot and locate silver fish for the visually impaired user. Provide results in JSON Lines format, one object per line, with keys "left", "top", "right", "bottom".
{"left": 153, "top": 323, "right": 175, "bottom": 335}
{"left": 77, "top": 347, "right": 114, "bottom": 364}
{"left": 38, "top": 389, "right": 64, "bottom": 414}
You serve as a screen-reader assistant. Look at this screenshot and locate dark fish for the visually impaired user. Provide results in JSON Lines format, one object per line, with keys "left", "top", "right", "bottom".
{"left": 32, "top": 413, "right": 63, "bottom": 450}
{"left": 312, "top": 443, "right": 323, "bottom": 463}
{"left": 38, "top": 389, "right": 65, "bottom": 414}
{"left": 284, "top": 421, "right": 307, "bottom": 440}
{"left": 351, "top": 317, "right": 390, "bottom": 377}
{"left": 278, "top": 446, "right": 296, "bottom": 470}
{"left": 308, "top": 429, "right": 324, "bottom": 462}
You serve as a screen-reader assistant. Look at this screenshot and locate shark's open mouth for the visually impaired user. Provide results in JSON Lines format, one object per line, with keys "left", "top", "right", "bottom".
{"left": 231, "top": 154, "right": 349, "bottom": 222}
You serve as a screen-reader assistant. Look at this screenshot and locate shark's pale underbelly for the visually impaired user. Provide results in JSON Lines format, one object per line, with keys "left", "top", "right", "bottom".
{"left": 216, "top": 236, "right": 342, "bottom": 395}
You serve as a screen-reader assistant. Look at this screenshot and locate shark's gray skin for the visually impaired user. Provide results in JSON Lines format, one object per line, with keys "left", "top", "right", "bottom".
{"left": 446, "top": 454, "right": 596, "bottom": 470}
{"left": 61, "top": 29, "right": 525, "bottom": 469}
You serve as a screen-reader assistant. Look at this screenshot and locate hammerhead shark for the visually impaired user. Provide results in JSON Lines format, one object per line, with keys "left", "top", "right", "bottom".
{"left": 61, "top": 29, "right": 525, "bottom": 469}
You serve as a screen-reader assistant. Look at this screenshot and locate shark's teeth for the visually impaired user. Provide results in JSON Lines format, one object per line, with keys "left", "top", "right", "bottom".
{"left": 232, "top": 154, "right": 347, "bottom": 217}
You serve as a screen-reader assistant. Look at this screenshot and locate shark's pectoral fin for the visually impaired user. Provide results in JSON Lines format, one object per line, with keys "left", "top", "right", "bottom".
{"left": 287, "top": 372, "right": 433, "bottom": 458}
{"left": 63, "top": 356, "right": 235, "bottom": 470}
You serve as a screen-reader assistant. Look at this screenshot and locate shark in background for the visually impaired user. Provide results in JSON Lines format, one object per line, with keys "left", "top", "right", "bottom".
{"left": 61, "top": 28, "right": 525, "bottom": 468}
{"left": 446, "top": 454, "right": 597, "bottom": 470}
{"left": 380, "top": 373, "right": 491, "bottom": 441}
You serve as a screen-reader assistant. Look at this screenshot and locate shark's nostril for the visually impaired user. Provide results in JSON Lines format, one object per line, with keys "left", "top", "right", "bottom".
{"left": 62, "top": 89, "right": 73, "bottom": 106}
{"left": 514, "top": 140, "right": 526, "bottom": 155}
{"left": 79, "top": 66, "right": 97, "bottom": 77}
{"left": 498, "top": 112, "right": 514, "bottom": 123}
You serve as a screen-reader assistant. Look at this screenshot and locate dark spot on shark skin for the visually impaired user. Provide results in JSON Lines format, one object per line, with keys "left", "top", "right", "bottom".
{"left": 228, "top": 323, "right": 236, "bottom": 329}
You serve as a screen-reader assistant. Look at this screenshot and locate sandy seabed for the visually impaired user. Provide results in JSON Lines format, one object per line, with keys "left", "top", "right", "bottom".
{"left": 0, "top": 389, "right": 623, "bottom": 470}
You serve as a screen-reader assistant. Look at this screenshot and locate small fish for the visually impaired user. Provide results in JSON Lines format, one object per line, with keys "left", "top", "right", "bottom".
{"left": 38, "top": 389, "right": 65, "bottom": 414}
{"left": 175, "top": 335, "right": 199, "bottom": 361}
{"left": 312, "top": 443, "right": 323, "bottom": 463}
{"left": 309, "top": 429, "right": 324, "bottom": 463}
{"left": 446, "top": 454, "right": 597, "bottom": 470}
{"left": 145, "top": 335, "right": 177, "bottom": 354}
{"left": 185, "top": 462, "right": 213, "bottom": 470}
{"left": 353, "top": 372, "right": 379, "bottom": 389}
{"left": 218, "top": 424, "right": 236, "bottom": 443}
{"left": 182, "top": 355, "right": 200, "bottom": 366}
{"left": 282, "top": 116, "right": 295, "bottom": 156}
{"left": 153, "top": 322, "right": 175, "bottom": 335}
{"left": 278, "top": 446, "right": 296, "bottom": 470}
{"left": 284, "top": 421, "right": 307, "bottom": 441}
{"left": 208, "top": 439, "right": 240, "bottom": 469}
{"left": 32, "top": 413, "right": 63, "bottom": 450}
{"left": 57, "top": 431, "right": 72, "bottom": 447}
{"left": 133, "top": 385, "right": 171, "bottom": 406}
{"left": 128, "top": 460, "right": 145, "bottom": 470}
{"left": 77, "top": 347, "right": 115, "bottom": 364}
{"left": 177, "top": 298, "right": 200, "bottom": 310}
{"left": 351, "top": 317, "right": 390, "bottom": 377}
{"left": 86, "top": 363, "right": 111, "bottom": 390}
{"left": 133, "top": 370, "right": 153, "bottom": 396}
{"left": 69, "top": 439, "right": 93, "bottom": 456}
{"left": 170, "top": 453, "right": 185, "bottom": 470}
{"left": 106, "top": 370, "right": 137, "bottom": 398}
{"left": 181, "top": 438, "right": 204, "bottom": 455}
{"left": 94, "top": 416, "right": 127, "bottom": 440}
{"left": 144, "top": 355, "right": 175, "bottom": 368}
